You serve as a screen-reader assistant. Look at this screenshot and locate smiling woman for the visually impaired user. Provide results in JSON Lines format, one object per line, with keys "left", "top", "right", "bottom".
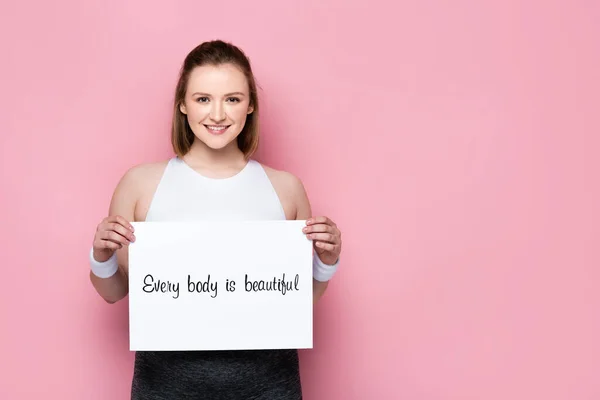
{"left": 87, "top": 39, "right": 343, "bottom": 399}
{"left": 170, "top": 41, "right": 260, "bottom": 165}
{"left": 177, "top": 63, "right": 256, "bottom": 155}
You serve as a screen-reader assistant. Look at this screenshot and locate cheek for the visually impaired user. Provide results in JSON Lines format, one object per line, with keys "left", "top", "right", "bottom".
{"left": 187, "top": 104, "right": 208, "bottom": 120}
{"left": 230, "top": 106, "right": 251, "bottom": 122}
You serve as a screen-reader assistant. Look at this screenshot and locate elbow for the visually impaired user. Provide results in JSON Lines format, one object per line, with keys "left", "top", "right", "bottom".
{"left": 100, "top": 288, "right": 128, "bottom": 304}
{"left": 103, "top": 297, "right": 118, "bottom": 304}
{"left": 101, "top": 292, "right": 126, "bottom": 304}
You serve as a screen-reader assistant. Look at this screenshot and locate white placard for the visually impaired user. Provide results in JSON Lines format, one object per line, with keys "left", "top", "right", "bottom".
{"left": 127, "top": 220, "right": 313, "bottom": 351}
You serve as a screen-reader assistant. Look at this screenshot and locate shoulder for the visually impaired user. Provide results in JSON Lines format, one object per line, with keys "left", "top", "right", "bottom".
{"left": 110, "top": 159, "right": 171, "bottom": 221}
{"left": 257, "top": 161, "right": 311, "bottom": 219}
{"left": 116, "top": 159, "right": 170, "bottom": 192}
{"left": 259, "top": 162, "right": 307, "bottom": 198}
{"left": 111, "top": 159, "right": 170, "bottom": 203}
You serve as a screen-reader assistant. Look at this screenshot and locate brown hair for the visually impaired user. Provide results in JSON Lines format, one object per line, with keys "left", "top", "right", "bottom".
{"left": 171, "top": 40, "right": 259, "bottom": 159}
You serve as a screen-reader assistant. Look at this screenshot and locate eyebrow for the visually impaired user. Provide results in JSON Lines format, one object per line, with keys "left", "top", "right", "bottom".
{"left": 191, "top": 92, "right": 246, "bottom": 97}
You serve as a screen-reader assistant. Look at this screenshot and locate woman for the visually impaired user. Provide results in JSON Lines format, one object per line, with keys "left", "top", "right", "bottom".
{"left": 88, "top": 40, "right": 342, "bottom": 399}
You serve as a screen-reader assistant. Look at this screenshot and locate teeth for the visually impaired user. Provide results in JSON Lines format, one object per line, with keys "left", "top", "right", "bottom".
{"left": 207, "top": 125, "right": 227, "bottom": 131}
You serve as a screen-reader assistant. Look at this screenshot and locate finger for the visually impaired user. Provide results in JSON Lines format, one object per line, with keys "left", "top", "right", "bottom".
{"left": 103, "top": 222, "right": 136, "bottom": 242}
{"left": 307, "top": 232, "right": 339, "bottom": 244}
{"left": 100, "top": 215, "right": 134, "bottom": 232}
{"left": 115, "top": 215, "right": 135, "bottom": 232}
{"left": 97, "top": 239, "right": 123, "bottom": 250}
{"left": 303, "top": 224, "right": 339, "bottom": 235}
{"left": 315, "top": 241, "right": 337, "bottom": 251}
{"left": 105, "top": 215, "right": 135, "bottom": 232}
{"left": 100, "top": 230, "right": 131, "bottom": 247}
{"left": 307, "top": 216, "right": 334, "bottom": 227}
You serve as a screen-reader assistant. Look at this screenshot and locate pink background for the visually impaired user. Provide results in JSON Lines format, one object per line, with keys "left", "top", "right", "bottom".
{"left": 1, "top": 0, "right": 599, "bottom": 399}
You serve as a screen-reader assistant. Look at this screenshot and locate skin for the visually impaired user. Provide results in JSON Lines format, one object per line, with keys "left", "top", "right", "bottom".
{"left": 90, "top": 63, "right": 342, "bottom": 305}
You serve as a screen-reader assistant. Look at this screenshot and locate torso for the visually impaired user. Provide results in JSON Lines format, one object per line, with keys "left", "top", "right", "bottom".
{"left": 126, "top": 156, "right": 304, "bottom": 399}
{"left": 132, "top": 160, "right": 299, "bottom": 223}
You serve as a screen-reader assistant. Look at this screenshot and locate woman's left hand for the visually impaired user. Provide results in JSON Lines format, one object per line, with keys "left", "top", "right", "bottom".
{"left": 303, "top": 216, "right": 342, "bottom": 265}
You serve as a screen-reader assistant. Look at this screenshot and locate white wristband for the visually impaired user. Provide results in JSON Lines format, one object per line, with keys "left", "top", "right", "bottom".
{"left": 89, "top": 248, "right": 119, "bottom": 278}
{"left": 312, "top": 251, "right": 339, "bottom": 282}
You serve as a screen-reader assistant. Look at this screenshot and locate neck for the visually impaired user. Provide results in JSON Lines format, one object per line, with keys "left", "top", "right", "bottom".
{"left": 182, "top": 138, "right": 247, "bottom": 173}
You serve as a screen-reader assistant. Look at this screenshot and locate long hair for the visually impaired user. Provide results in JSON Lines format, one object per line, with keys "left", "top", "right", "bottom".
{"left": 171, "top": 40, "right": 259, "bottom": 159}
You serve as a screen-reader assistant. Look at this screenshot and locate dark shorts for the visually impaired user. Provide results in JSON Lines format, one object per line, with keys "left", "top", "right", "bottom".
{"left": 130, "top": 349, "right": 303, "bottom": 400}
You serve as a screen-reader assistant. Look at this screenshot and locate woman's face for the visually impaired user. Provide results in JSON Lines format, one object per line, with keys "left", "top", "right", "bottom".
{"left": 180, "top": 63, "right": 254, "bottom": 151}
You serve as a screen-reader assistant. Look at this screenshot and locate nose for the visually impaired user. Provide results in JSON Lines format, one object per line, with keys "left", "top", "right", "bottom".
{"left": 209, "top": 102, "right": 226, "bottom": 122}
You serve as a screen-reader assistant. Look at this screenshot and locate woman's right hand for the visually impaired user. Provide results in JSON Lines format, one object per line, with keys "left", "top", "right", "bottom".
{"left": 92, "top": 215, "right": 136, "bottom": 262}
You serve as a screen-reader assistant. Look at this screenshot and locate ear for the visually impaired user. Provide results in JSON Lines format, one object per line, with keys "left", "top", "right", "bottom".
{"left": 247, "top": 103, "right": 254, "bottom": 115}
{"left": 179, "top": 102, "right": 187, "bottom": 115}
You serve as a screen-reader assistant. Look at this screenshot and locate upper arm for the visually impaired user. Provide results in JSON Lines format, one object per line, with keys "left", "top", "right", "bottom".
{"left": 108, "top": 166, "right": 141, "bottom": 276}
{"left": 289, "top": 174, "right": 312, "bottom": 221}
{"left": 262, "top": 165, "right": 312, "bottom": 221}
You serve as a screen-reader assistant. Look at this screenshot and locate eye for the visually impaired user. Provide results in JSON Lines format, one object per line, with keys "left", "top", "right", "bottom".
{"left": 226, "top": 97, "right": 241, "bottom": 103}
{"left": 196, "top": 97, "right": 209, "bottom": 103}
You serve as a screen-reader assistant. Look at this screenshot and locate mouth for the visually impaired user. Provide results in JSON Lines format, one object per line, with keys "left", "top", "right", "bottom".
{"left": 204, "top": 125, "right": 230, "bottom": 135}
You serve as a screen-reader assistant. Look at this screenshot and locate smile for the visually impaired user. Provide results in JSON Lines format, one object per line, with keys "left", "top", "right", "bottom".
{"left": 204, "top": 125, "right": 230, "bottom": 134}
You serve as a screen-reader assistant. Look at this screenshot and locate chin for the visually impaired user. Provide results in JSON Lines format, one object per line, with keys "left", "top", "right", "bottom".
{"left": 195, "top": 133, "right": 239, "bottom": 150}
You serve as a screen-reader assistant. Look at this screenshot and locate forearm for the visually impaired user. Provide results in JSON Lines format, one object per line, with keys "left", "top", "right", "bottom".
{"left": 90, "top": 269, "right": 128, "bottom": 304}
{"left": 313, "top": 279, "right": 329, "bottom": 303}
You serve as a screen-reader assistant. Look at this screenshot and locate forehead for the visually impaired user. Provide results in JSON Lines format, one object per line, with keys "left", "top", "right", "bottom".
{"left": 186, "top": 63, "right": 249, "bottom": 94}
